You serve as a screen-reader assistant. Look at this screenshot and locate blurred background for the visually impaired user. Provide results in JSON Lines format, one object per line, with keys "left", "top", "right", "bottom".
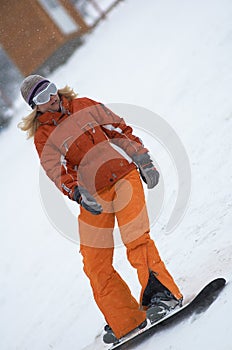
{"left": 0, "top": 0, "right": 122, "bottom": 130}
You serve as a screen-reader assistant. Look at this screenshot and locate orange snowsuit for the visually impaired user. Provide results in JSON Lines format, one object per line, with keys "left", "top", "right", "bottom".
{"left": 34, "top": 96, "right": 182, "bottom": 339}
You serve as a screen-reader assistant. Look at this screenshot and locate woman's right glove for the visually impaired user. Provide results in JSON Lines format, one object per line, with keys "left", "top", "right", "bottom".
{"left": 73, "top": 186, "right": 103, "bottom": 215}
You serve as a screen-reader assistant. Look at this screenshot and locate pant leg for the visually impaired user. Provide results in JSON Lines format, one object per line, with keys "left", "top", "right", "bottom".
{"left": 114, "top": 170, "right": 183, "bottom": 305}
{"left": 78, "top": 189, "right": 146, "bottom": 339}
{"left": 126, "top": 233, "right": 183, "bottom": 305}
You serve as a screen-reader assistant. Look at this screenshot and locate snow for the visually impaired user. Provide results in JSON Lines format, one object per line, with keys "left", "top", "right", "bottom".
{"left": 1, "top": 0, "right": 232, "bottom": 349}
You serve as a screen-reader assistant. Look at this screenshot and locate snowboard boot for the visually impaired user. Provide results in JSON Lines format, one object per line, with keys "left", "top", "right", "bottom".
{"left": 147, "top": 290, "right": 183, "bottom": 323}
{"left": 142, "top": 271, "right": 183, "bottom": 323}
{"left": 103, "top": 319, "right": 147, "bottom": 344}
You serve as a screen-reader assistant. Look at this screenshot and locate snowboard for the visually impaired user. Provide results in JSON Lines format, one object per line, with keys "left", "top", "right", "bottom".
{"left": 109, "top": 277, "right": 226, "bottom": 350}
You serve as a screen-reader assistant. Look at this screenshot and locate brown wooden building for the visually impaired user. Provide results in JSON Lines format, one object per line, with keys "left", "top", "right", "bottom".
{"left": 0, "top": 0, "right": 122, "bottom": 76}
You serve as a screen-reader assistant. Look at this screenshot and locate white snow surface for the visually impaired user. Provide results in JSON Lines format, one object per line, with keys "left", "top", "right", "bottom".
{"left": 1, "top": 0, "right": 232, "bottom": 349}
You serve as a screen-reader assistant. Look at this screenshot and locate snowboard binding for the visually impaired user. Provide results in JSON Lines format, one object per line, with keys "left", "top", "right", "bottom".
{"left": 103, "top": 319, "right": 147, "bottom": 345}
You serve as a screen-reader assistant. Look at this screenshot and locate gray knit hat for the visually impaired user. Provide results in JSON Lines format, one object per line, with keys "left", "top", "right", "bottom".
{"left": 20, "top": 75, "right": 50, "bottom": 107}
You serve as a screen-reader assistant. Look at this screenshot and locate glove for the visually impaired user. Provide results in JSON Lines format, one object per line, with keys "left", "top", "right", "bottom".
{"left": 132, "top": 153, "right": 159, "bottom": 189}
{"left": 73, "top": 186, "right": 103, "bottom": 215}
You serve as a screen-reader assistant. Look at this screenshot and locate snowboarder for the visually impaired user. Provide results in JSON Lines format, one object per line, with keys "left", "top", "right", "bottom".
{"left": 18, "top": 75, "right": 183, "bottom": 343}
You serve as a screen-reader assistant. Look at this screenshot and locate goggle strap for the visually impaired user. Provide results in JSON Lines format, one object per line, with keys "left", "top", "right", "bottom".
{"left": 28, "top": 80, "right": 50, "bottom": 106}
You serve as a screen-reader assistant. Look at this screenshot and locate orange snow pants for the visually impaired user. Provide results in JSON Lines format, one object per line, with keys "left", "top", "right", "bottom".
{"left": 79, "top": 169, "right": 182, "bottom": 339}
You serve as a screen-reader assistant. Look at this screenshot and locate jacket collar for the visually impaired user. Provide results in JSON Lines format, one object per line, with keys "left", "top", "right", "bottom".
{"left": 37, "top": 96, "right": 72, "bottom": 125}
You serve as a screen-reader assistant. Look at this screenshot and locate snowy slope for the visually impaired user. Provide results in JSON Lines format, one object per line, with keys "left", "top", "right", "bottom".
{"left": 1, "top": 0, "right": 232, "bottom": 349}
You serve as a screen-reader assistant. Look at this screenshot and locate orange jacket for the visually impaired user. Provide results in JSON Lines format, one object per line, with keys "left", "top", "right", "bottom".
{"left": 34, "top": 96, "right": 147, "bottom": 198}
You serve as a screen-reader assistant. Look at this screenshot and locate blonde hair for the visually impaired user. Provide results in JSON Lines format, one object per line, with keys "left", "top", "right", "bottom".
{"left": 18, "top": 85, "right": 78, "bottom": 139}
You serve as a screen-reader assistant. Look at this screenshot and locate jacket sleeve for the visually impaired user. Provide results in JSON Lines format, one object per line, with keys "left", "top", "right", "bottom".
{"left": 35, "top": 135, "right": 78, "bottom": 199}
{"left": 91, "top": 102, "right": 148, "bottom": 157}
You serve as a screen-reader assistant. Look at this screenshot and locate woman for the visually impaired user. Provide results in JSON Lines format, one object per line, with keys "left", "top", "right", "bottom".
{"left": 18, "top": 75, "right": 183, "bottom": 344}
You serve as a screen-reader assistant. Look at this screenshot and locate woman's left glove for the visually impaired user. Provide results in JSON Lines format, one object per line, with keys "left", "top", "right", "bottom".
{"left": 73, "top": 186, "right": 103, "bottom": 215}
{"left": 132, "top": 153, "right": 159, "bottom": 189}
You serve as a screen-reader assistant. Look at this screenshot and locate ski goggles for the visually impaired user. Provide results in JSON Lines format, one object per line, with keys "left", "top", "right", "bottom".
{"left": 32, "top": 82, "right": 58, "bottom": 105}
